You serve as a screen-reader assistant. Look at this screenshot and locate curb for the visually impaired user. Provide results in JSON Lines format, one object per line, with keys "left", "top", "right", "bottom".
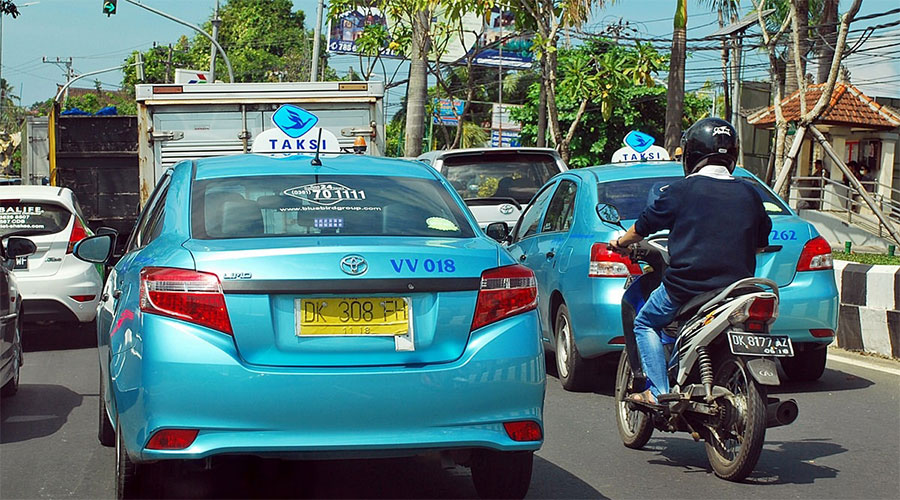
{"left": 833, "top": 260, "right": 900, "bottom": 359}
{"left": 827, "top": 346, "right": 900, "bottom": 376}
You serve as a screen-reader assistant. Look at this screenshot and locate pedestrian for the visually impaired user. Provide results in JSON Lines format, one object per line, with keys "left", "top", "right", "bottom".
{"left": 609, "top": 118, "right": 772, "bottom": 403}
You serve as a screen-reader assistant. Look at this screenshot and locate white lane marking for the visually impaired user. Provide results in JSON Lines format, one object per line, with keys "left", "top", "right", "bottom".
{"left": 828, "top": 352, "right": 900, "bottom": 377}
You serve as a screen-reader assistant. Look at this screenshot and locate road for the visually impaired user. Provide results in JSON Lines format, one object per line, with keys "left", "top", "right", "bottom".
{"left": 2, "top": 325, "right": 898, "bottom": 499}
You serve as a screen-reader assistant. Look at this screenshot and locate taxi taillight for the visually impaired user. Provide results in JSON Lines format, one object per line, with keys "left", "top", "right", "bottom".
{"left": 797, "top": 236, "right": 833, "bottom": 272}
{"left": 471, "top": 265, "right": 537, "bottom": 331}
{"left": 589, "top": 243, "right": 642, "bottom": 277}
{"left": 139, "top": 267, "right": 233, "bottom": 335}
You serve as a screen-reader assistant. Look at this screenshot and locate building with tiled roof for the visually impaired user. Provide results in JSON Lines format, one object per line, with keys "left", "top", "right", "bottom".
{"left": 747, "top": 82, "right": 899, "bottom": 207}
{"left": 747, "top": 82, "right": 900, "bottom": 130}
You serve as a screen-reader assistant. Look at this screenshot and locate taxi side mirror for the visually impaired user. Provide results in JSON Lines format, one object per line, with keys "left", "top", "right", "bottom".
{"left": 597, "top": 203, "right": 621, "bottom": 225}
{"left": 73, "top": 234, "right": 115, "bottom": 264}
{"left": 486, "top": 222, "right": 510, "bottom": 243}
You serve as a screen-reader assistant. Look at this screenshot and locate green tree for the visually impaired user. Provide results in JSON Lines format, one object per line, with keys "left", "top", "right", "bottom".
{"left": 122, "top": 0, "right": 327, "bottom": 90}
{"left": 513, "top": 41, "right": 709, "bottom": 168}
{"left": 509, "top": 0, "right": 613, "bottom": 154}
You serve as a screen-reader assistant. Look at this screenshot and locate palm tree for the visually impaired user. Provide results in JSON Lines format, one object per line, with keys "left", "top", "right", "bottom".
{"left": 664, "top": 0, "right": 688, "bottom": 153}
{"left": 698, "top": 0, "right": 740, "bottom": 117}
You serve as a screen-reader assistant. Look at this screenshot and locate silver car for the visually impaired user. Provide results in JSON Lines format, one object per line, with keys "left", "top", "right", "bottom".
{"left": 417, "top": 148, "right": 568, "bottom": 230}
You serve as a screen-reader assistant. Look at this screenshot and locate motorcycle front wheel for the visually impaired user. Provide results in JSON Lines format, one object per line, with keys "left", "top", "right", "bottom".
{"left": 614, "top": 351, "right": 653, "bottom": 449}
{"left": 705, "top": 355, "right": 767, "bottom": 482}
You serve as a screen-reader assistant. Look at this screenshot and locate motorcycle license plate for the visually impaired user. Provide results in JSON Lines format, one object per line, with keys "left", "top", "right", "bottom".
{"left": 728, "top": 332, "right": 794, "bottom": 357}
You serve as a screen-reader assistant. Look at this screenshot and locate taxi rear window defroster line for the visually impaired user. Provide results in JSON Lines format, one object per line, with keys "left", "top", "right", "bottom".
{"left": 221, "top": 277, "right": 481, "bottom": 295}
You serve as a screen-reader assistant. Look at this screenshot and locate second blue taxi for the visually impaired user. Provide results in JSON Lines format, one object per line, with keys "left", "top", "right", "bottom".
{"left": 72, "top": 153, "right": 545, "bottom": 499}
{"left": 504, "top": 161, "right": 838, "bottom": 391}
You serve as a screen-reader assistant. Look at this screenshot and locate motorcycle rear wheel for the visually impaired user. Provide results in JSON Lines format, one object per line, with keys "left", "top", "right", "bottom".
{"left": 614, "top": 352, "right": 653, "bottom": 449}
{"left": 705, "top": 355, "right": 767, "bottom": 482}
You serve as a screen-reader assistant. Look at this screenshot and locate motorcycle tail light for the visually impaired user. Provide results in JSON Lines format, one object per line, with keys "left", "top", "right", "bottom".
{"left": 471, "top": 264, "right": 537, "bottom": 331}
{"left": 140, "top": 267, "right": 233, "bottom": 335}
{"left": 589, "top": 243, "right": 642, "bottom": 277}
{"left": 729, "top": 296, "right": 778, "bottom": 332}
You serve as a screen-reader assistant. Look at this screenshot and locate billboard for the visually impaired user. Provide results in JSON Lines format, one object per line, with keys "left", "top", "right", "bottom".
{"left": 328, "top": 7, "right": 532, "bottom": 68}
{"left": 433, "top": 99, "right": 466, "bottom": 126}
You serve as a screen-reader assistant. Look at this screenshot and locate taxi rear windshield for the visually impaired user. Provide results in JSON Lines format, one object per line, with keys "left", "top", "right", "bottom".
{"left": 597, "top": 176, "right": 790, "bottom": 221}
{"left": 191, "top": 175, "right": 475, "bottom": 239}
{"left": 0, "top": 201, "right": 71, "bottom": 236}
{"left": 442, "top": 153, "right": 560, "bottom": 205}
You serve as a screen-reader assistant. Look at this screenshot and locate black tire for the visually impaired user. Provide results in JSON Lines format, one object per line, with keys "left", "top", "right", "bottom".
{"left": 705, "top": 356, "right": 767, "bottom": 482}
{"left": 116, "top": 422, "right": 141, "bottom": 500}
{"left": 554, "top": 304, "right": 595, "bottom": 391}
{"left": 780, "top": 347, "right": 827, "bottom": 382}
{"left": 470, "top": 450, "right": 533, "bottom": 499}
{"left": 614, "top": 352, "right": 653, "bottom": 449}
{"left": 98, "top": 372, "right": 115, "bottom": 447}
{"left": 1, "top": 317, "right": 22, "bottom": 398}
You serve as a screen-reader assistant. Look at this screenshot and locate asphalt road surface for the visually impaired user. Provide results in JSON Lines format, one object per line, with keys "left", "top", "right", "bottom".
{"left": 2, "top": 324, "right": 898, "bottom": 499}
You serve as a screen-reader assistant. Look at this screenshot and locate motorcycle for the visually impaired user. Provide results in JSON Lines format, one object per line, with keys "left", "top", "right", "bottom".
{"left": 598, "top": 204, "right": 799, "bottom": 482}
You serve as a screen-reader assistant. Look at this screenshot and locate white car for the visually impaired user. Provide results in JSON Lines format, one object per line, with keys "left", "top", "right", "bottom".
{"left": 417, "top": 148, "right": 568, "bottom": 230}
{"left": 0, "top": 186, "right": 103, "bottom": 324}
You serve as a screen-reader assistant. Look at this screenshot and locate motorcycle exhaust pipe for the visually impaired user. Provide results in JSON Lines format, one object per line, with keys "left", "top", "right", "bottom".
{"left": 766, "top": 398, "right": 799, "bottom": 428}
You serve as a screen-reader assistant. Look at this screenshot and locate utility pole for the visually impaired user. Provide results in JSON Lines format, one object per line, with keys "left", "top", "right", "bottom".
{"left": 166, "top": 44, "right": 173, "bottom": 83}
{"left": 209, "top": 0, "right": 220, "bottom": 82}
{"left": 42, "top": 57, "right": 74, "bottom": 103}
{"left": 311, "top": 0, "right": 325, "bottom": 82}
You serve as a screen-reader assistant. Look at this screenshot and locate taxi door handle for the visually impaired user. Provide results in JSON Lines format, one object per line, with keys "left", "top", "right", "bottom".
{"left": 112, "top": 290, "right": 122, "bottom": 299}
{"left": 519, "top": 254, "right": 527, "bottom": 262}
{"left": 545, "top": 251, "right": 555, "bottom": 259}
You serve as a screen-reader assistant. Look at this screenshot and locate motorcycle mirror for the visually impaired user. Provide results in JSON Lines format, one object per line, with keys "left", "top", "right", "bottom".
{"left": 596, "top": 204, "right": 622, "bottom": 226}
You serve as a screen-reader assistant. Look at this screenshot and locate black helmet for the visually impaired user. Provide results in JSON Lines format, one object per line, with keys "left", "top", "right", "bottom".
{"left": 681, "top": 117, "right": 739, "bottom": 176}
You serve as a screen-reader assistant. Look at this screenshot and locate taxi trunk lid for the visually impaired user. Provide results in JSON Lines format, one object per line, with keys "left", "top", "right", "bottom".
{"left": 755, "top": 216, "right": 813, "bottom": 287}
{"left": 184, "top": 236, "right": 499, "bottom": 367}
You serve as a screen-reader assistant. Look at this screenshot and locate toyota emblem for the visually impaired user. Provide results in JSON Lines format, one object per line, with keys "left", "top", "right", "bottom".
{"left": 499, "top": 204, "right": 515, "bottom": 215}
{"left": 340, "top": 255, "right": 368, "bottom": 276}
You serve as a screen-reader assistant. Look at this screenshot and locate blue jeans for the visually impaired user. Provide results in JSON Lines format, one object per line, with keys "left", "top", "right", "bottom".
{"left": 634, "top": 285, "right": 682, "bottom": 398}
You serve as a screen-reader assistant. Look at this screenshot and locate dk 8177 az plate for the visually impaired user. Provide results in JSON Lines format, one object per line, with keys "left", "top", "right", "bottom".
{"left": 728, "top": 332, "right": 794, "bottom": 357}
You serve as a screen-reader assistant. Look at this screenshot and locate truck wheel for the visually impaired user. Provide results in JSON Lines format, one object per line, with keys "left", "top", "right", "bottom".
{"left": 470, "top": 450, "right": 533, "bottom": 499}
{"left": 780, "top": 346, "right": 827, "bottom": 382}
{"left": 554, "top": 304, "right": 595, "bottom": 391}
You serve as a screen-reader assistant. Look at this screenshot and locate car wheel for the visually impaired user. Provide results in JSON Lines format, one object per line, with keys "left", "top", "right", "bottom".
{"left": 1, "top": 318, "right": 22, "bottom": 398}
{"left": 554, "top": 304, "right": 595, "bottom": 391}
{"left": 116, "top": 422, "right": 141, "bottom": 500}
{"left": 470, "top": 450, "right": 533, "bottom": 499}
{"left": 780, "top": 346, "right": 827, "bottom": 382}
{"left": 98, "top": 372, "right": 115, "bottom": 447}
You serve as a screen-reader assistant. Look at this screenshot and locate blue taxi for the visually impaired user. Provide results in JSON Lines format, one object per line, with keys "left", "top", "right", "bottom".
{"left": 73, "top": 153, "right": 545, "bottom": 499}
{"left": 506, "top": 162, "right": 838, "bottom": 391}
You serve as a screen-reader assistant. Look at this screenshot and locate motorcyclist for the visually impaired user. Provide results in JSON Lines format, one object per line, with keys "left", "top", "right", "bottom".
{"left": 609, "top": 118, "right": 772, "bottom": 404}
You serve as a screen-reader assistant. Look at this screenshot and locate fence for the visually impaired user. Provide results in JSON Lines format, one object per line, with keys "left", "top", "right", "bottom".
{"left": 792, "top": 175, "right": 900, "bottom": 243}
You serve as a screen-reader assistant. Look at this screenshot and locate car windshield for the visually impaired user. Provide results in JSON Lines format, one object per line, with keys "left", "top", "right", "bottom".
{"left": 0, "top": 201, "right": 71, "bottom": 237}
{"left": 442, "top": 153, "right": 560, "bottom": 205}
{"left": 596, "top": 175, "right": 790, "bottom": 221}
{"left": 191, "top": 175, "right": 475, "bottom": 239}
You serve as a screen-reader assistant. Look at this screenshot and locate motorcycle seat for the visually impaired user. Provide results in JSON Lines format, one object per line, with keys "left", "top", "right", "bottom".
{"left": 674, "top": 283, "right": 763, "bottom": 322}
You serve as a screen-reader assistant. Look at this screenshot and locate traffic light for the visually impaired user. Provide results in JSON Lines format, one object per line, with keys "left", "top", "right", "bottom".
{"left": 102, "top": 0, "right": 117, "bottom": 16}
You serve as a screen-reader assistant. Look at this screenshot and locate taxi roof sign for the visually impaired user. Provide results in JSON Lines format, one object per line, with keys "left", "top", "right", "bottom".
{"left": 623, "top": 130, "right": 656, "bottom": 153}
{"left": 612, "top": 131, "right": 670, "bottom": 163}
{"left": 251, "top": 105, "right": 341, "bottom": 156}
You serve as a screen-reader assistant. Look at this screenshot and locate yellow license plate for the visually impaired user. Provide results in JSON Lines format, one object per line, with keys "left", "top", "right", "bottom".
{"left": 296, "top": 297, "right": 410, "bottom": 336}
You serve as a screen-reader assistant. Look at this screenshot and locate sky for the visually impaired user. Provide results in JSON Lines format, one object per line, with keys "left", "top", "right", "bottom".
{"left": 2, "top": 0, "right": 898, "bottom": 109}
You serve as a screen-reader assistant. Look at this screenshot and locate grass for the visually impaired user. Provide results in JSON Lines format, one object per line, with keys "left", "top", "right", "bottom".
{"left": 832, "top": 251, "right": 900, "bottom": 266}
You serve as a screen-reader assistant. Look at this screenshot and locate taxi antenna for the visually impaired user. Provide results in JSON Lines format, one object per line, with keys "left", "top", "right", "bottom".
{"left": 310, "top": 128, "right": 323, "bottom": 166}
